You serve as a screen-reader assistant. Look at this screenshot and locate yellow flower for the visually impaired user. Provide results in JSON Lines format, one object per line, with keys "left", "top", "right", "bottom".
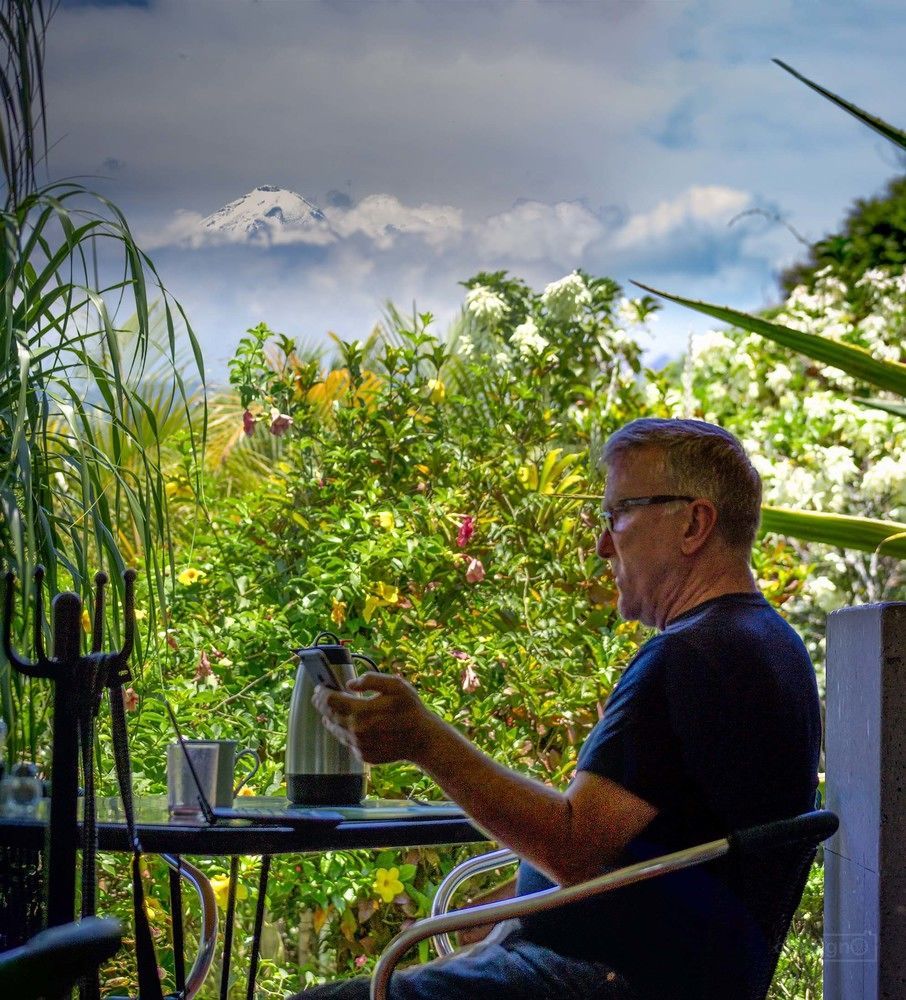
{"left": 210, "top": 874, "right": 248, "bottom": 910}
{"left": 363, "top": 582, "right": 399, "bottom": 623}
{"left": 238, "top": 785, "right": 255, "bottom": 797}
{"left": 331, "top": 597, "right": 348, "bottom": 627}
{"left": 177, "top": 567, "right": 205, "bottom": 586}
{"left": 373, "top": 867, "right": 404, "bottom": 904}
{"left": 374, "top": 511, "right": 395, "bottom": 530}
{"left": 143, "top": 896, "right": 165, "bottom": 922}
{"left": 81, "top": 608, "right": 92, "bottom": 634}
{"left": 424, "top": 378, "right": 446, "bottom": 404}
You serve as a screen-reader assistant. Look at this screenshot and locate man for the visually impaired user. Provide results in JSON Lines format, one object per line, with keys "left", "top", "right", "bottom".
{"left": 294, "top": 418, "right": 821, "bottom": 999}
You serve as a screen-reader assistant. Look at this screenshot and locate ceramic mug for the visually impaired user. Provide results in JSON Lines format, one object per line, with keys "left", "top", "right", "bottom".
{"left": 208, "top": 740, "right": 260, "bottom": 806}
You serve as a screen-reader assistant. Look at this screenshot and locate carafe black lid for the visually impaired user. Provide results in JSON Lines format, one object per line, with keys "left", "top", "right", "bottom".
{"left": 311, "top": 630, "right": 352, "bottom": 665}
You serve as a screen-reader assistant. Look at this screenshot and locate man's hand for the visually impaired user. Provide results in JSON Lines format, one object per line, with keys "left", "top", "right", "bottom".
{"left": 312, "top": 671, "right": 439, "bottom": 765}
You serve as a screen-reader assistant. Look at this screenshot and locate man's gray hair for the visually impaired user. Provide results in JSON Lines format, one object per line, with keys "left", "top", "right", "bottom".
{"left": 601, "top": 418, "right": 762, "bottom": 550}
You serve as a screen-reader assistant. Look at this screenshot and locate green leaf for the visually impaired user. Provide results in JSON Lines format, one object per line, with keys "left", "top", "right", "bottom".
{"left": 854, "top": 397, "right": 906, "bottom": 419}
{"left": 632, "top": 282, "right": 906, "bottom": 397}
{"left": 773, "top": 59, "right": 906, "bottom": 152}
{"left": 760, "top": 506, "right": 906, "bottom": 557}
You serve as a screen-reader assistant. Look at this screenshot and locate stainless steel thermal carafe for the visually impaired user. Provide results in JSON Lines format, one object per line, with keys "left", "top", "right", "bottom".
{"left": 286, "top": 631, "right": 376, "bottom": 805}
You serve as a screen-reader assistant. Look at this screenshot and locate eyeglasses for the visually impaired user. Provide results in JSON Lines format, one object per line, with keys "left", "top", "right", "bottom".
{"left": 600, "top": 495, "right": 696, "bottom": 533}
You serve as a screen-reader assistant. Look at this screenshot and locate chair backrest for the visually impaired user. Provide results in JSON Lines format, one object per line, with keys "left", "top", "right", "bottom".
{"left": 724, "top": 840, "right": 819, "bottom": 1000}
{"left": 717, "top": 809, "right": 836, "bottom": 1000}
{"left": 0, "top": 916, "right": 121, "bottom": 999}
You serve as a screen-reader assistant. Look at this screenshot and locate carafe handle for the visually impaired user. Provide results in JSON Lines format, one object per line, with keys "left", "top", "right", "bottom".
{"left": 313, "top": 630, "right": 341, "bottom": 646}
{"left": 351, "top": 652, "right": 378, "bottom": 671}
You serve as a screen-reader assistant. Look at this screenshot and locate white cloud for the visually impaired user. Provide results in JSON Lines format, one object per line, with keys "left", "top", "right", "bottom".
{"left": 327, "top": 194, "right": 463, "bottom": 250}
{"left": 474, "top": 200, "right": 605, "bottom": 264}
{"left": 612, "top": 185, "right": 752, "bottom": 249}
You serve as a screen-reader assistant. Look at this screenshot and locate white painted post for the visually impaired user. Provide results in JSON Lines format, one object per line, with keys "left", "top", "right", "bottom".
{"left": 824, "top": 602, "right": 906, "bottom": 1000}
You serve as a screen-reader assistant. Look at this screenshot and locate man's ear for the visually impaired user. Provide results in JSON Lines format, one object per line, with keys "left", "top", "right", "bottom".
{"left": 680, "top": 499, "right": 718, "bottom": 555}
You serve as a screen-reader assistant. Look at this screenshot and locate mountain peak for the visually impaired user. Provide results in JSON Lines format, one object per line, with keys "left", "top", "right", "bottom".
{"left": 200, "top": 186, "right": 328, "bottom": 244}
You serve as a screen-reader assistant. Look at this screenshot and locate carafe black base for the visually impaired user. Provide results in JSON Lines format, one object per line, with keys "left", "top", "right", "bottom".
{"left": 287, "top": 773, "right": 366, "bottom": 806}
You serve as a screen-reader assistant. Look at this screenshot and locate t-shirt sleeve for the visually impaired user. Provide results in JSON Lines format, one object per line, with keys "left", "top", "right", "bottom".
{"left": 576, "top": 638, "right": 679, "bottom": 810}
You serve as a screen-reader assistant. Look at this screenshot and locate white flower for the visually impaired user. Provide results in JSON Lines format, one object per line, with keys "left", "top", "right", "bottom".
{"left": 820, "top": 445, "right": 859, "bottom": 485}
{"left": 456, "top": 332, "right": 475, "bottom": 358}
{"left": 820, "top": 365, "right": 849, "bottom": 382}
{"left": 643, "top": 382, "right": 662, "bottom": 408}
{"left": 541, "top": 272, "right": 592, "bottom": 322}
{"left": 765, "top": 462, "right": 819, "bottom": 508}
{"left": 465, "top": 286, "right": 508, "bottom": 325}
{"left": 493, "top": 350, "right": 511, "bottom": 367}
{"left": 690, "top": 330, "right": 735, "bottom": 364}
{"left": 803, "top": 393, "right": 835, "bottom": 421}
{"left": 806, "top": 575, "right": 845, "bottom": 614}
{"left": 748, "top": 452, "right": 775, "bottom": 480}
{"left": 765, "top": 363, "right": 794, "bottom": 393}
{"left": 617, "top": 297, "right": 650, "bottom": 327}
{"left": 862, "top": 456, "right": 906, "bottom": 504}
{"left": 510, "top": 318, "right": 549, "bottom": 357}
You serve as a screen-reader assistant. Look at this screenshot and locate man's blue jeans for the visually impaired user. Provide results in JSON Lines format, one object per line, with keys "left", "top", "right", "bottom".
{"left": 289, "top": 920, "right": 636, "bottom": 999}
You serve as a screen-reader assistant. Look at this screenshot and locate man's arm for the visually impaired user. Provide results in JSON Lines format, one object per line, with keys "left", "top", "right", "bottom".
{"left": 314, "top": 672, "right": 658, "bottom": 886}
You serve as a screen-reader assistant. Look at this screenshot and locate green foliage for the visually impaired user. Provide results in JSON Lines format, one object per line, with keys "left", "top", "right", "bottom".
{"left": 780, "top": 175, "right": 906, "bottom": 305}
{"left": 769, "top": 860, "right": 824, "bottom": 1000}
{"left": 0, "top": 0, "right": 205, "bottom": 757}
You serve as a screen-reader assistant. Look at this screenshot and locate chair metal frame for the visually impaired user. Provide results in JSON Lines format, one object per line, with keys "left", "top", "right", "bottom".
{"left": 370, "top": 809, "right": 838, "bottom": 1000}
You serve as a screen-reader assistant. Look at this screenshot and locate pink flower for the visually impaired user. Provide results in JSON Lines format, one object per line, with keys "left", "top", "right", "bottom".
{"left": 456, "top": 516, "right": 475, "bottom": 548}
{"left": 123, "top": 687, "right": 139, "bottom": 712}
{"left": 269, "top": 408, "right": 294, "bottom": 437}
{"left": 450, "top": 650, "right": 470, "bottom": 661}
{"left": 465, "top": 557, "right": 485, "bottom": 584}
{"left": 460, "top": 663, "right": 480, "bottom": 692}
{"left": 355, "top": 955, "right": 368, "bottom": 969}
{"left": 194, "top": 649, "right": 212, "bottom": 682}
{"left": 242, "top": 410, "right": 256, "bottom": 436}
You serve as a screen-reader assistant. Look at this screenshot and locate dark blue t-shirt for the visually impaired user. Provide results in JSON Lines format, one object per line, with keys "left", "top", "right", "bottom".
{"left": 516, "top": 593, "right": 821, "bottom": 998}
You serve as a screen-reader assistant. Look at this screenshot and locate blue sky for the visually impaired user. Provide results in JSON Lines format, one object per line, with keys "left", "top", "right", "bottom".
{"left": 49, "top": 0, "right": 906, "bottom": 379}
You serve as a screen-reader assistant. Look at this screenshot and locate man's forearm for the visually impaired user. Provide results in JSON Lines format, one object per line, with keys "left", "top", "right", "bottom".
{"left": 410, "top": 717, "right": 582, "bottom": 884}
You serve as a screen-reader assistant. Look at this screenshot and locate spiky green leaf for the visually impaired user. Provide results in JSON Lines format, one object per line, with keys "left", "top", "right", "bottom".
{"left": 632, "top": 282, "right": 906, "bottom": 397}
{"left": 773, "top": 59, "right": 906, "bottom": 151}
{"left": 760, "top": 506, "right": 906, "bottom": 557}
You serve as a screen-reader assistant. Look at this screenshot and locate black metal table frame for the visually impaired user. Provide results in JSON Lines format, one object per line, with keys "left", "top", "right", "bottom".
{"left": 0, "top": 799, "right": 487, "bottom": 999}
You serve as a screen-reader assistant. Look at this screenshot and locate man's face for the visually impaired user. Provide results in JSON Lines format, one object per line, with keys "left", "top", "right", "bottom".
{"left": 596, "top": 446, "right": 684, "bottom": 627}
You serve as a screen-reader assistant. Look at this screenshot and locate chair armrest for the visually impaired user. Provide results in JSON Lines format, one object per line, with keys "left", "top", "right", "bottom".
{"left": 371, "top": 837, "right": 729, "bottom": 1000}
{"left": 0, "top": 916, "right": 122, "bottom": 998}
{"left": 430, "top": 847, "right": 518, "bottom": 958}
{"left": 161, "top": 854, "right": 218, "bottom": 1000}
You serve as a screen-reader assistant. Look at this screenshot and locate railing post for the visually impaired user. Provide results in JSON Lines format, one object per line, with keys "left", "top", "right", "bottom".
{"left": 824, "top": 602, "right": 906, "bottom": 1000}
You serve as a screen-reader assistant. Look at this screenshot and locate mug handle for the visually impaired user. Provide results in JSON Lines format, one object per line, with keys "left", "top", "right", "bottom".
{"left": 232, "top": 748, "right": 260, "bottom": 798}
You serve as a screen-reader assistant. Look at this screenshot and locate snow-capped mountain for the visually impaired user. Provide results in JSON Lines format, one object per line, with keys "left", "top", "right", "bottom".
{"left": 198, "top": 185, "right": 332, "bottom": 244}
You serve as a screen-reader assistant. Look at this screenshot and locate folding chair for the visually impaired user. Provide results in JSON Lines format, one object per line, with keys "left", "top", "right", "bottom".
{"left": 371, "top": 809, "right": 838, "bottom": 1000}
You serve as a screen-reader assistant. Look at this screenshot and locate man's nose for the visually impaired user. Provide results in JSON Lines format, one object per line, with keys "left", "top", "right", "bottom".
{"left": 597, "top": 528, "right": 615, "bottom": 559}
